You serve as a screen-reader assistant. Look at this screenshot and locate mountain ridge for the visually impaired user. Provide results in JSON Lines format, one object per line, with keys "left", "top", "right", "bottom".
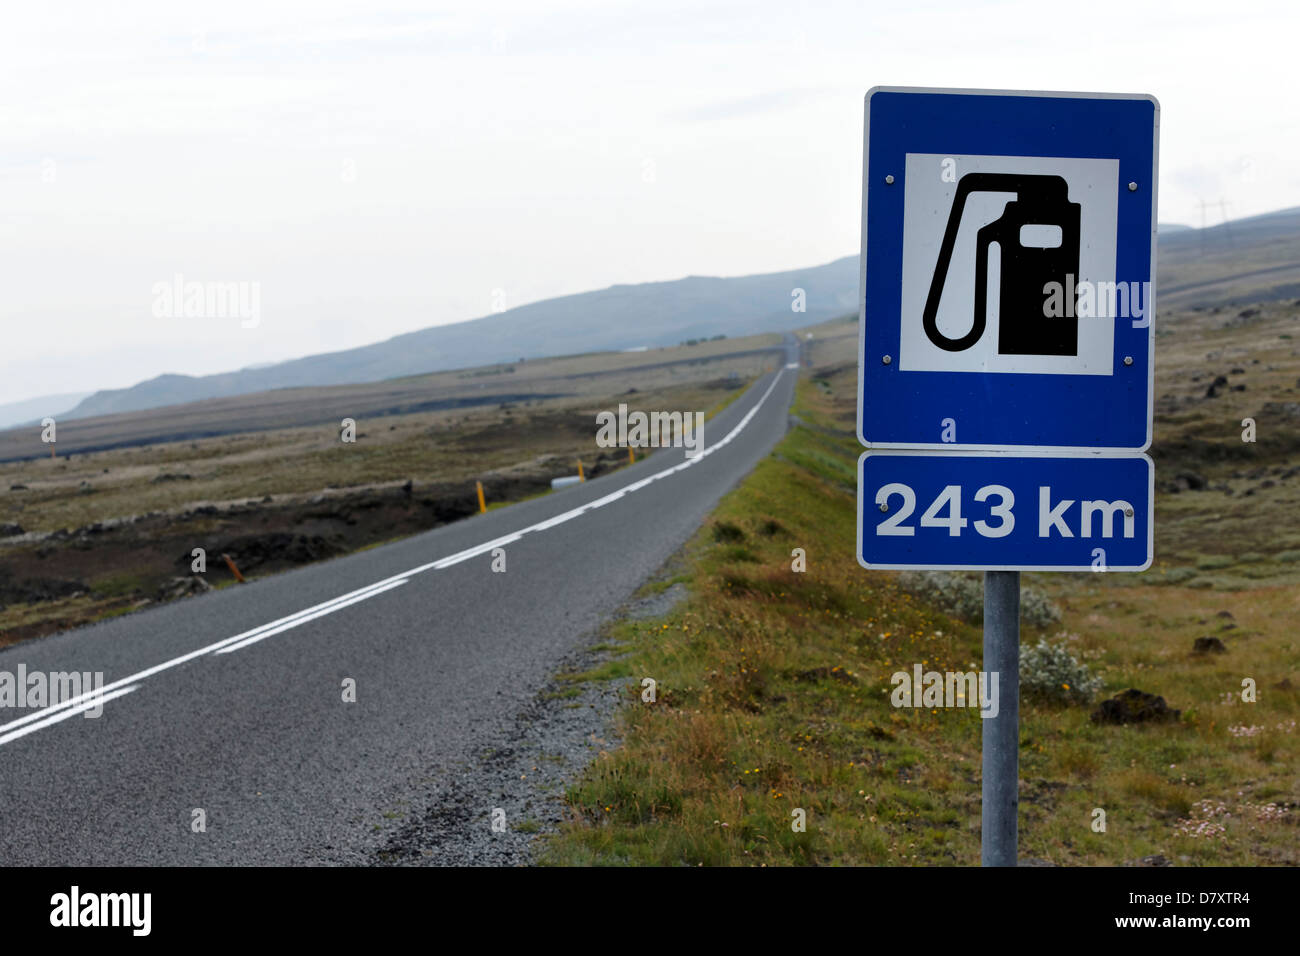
{"left": 62, "top": 205, "right": 1300, "bottom": 420}
{"left": 65, "top": 256, "right": 858, "bottom": 420}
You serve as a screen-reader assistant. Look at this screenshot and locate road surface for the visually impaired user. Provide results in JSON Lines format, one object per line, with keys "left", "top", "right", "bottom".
{"left": 0, "top": 337, "right": 799, "bottom": 865}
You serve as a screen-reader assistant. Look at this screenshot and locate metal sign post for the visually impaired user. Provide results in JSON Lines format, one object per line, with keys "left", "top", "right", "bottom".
{"left": 981, "top": 570, "right": 1019, "bottom": 867}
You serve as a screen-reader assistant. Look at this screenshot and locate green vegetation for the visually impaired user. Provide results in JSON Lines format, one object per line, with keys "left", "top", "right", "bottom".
{"left": 541, "top": 346, "right": 1300, "bottom": 866}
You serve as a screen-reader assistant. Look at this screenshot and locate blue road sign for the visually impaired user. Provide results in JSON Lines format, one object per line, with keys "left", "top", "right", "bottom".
{"left": 858, "top": 451, "right": 1153, "bottom": 571}
{"left": 858, "top": 87, "right": 1159, "bottom": 451}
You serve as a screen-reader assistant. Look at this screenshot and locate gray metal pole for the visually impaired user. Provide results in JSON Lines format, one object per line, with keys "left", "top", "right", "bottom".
{"left": 982, "top": 570, "right": 1020, "bottom": 866}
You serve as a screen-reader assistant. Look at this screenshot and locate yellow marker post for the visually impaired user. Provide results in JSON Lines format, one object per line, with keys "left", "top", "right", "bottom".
{"left": 476, "top": 480, "right": 486, "bottom": 513}
{"left": 577, "top": 459, "right": 585, "bottom": 482}
{"left": 628, "top": 446, "right": 635, "bottom": 464}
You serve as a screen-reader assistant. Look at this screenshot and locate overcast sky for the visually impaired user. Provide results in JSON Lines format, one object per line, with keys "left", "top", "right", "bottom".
{"left": 1, "top": 0, "right": 1295, "bottom": 405}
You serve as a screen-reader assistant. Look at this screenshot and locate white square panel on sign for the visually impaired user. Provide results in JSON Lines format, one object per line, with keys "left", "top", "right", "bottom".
{"left": 898, "top": 153, "right": 1119, "bottom": 376}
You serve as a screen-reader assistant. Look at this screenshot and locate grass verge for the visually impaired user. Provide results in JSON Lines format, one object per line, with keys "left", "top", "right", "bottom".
{"left": 539, "top": 365, "right": 1299, "bottom": 866}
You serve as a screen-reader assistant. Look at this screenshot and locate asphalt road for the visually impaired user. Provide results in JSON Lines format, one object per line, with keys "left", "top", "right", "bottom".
{"left": 0, "top": 337, "right": 799, "bottom": 865}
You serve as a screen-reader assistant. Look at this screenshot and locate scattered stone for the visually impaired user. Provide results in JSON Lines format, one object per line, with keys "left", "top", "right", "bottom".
{"left": 1160, "top": 471, "right": 1207, "bottom": 494}
{"left": 1193, "top": 636, "right": 1227, "bottom": 654}
{"left": 1091, "top": 688, "right": 1181, "bottom": 725}
{"left": 156, "top": 576, "right": 213, "bottom": 601}
{"left": 9, "top": 484, "right": 27, "bottom": 491}
{"left": 0, "top": 523, "right": 24, "bottom": 537}
{"left": 1124, "top": 854, "right": 1173, "bottom": 867}
{"left": 1216, "top": 610, "right": 1235, "bottom": 619}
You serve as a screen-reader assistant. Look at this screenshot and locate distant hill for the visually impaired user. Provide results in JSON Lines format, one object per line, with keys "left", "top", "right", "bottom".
{"left": 1159, "top": 206, "right": 1300, "bottom": 308}
{"left": 65, "top": 257, "right": 857, "bottom": 420}
{"left": 0, "top": 391, "right": 92, "bottom": 430}
{"left": 61, "top": 206, "right": 1300, "bottom": 420}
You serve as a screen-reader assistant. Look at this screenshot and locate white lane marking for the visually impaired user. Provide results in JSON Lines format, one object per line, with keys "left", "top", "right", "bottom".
{"left": 0, "top": 577, "right": 414, "bottom": 736}
{"left": 431, "top": 532, "right": 523, "bottom": 569}
{"left": 215, "top": 579, "right": 409, "bottom": 654}
{"left": 0, "top": 367, "right": 790, "bottom": 747}
{"left": 0, "top": 685, "right": 140, "bottom": 747}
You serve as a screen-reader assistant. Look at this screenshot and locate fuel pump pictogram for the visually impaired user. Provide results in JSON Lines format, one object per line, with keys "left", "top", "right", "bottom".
{"left": 923, "top": 173, "right": 1081, "bottom": 356}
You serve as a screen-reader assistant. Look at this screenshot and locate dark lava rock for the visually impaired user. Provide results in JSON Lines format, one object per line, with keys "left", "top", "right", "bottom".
{"left": 0, "top": 523, "right": 24, "bottom": 537}
{"left": 1160, "top": 471, "right": 1208, "bottom": 494}
{"left": 1193, "top": 636, "right": 1228, "bottom": 654}
{"left": 156, "top": 575, "right": 213, "bottom": 601}
{"left": 1124, "top": 855, "right": 1173, "bottom": 867}
{"left": 192, "top": 533, "right": 345, "bottom": 572}
{"left": 1091, "top": 688, "right": 1181, "bottom": 725}
{"left": 0, "top": 574, "right": 86, "bottom": 604}
{"left": 9, "top": 484, "right": 27, "bottom": 491}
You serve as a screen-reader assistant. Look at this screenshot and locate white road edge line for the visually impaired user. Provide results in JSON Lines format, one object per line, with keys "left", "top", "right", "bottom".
{"left": 215, "top": 579, "right": 410, "bottom": 654}
{"left": 0, "top": 577, "right": 418, "bottom": 736}
{"left": 0, "top": 685, "right": 141, "bottom": 747}
{"left": 0, "top": 366, "right": 789, "bottom": 747}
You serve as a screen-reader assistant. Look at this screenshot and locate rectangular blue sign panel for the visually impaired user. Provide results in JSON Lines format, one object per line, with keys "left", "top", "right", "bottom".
{"left": 858, "top": 451, "right": 1153, "bottom": 571}
{"left": 858, "top": 87, "right": 1159, "bottom": 451}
